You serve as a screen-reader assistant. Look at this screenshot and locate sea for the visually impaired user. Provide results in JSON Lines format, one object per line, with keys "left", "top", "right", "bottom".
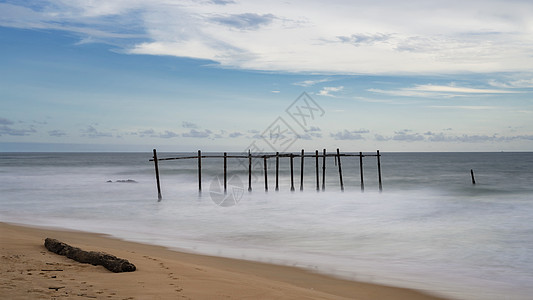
{"left": 1, "top": 151, "right": 532, "bottom": 300}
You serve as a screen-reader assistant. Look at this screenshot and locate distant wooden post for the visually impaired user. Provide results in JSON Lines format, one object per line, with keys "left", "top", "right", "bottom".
{"left": 322, "top": 149, "right": 326, "bottom": 191}
{"left": 264, "top": 156, "right": 268, "bottom": 191}
{"left": 315, "top": 150, "right": 319, "bottom": 191}
{"left": 224, "top": 152, "right": 227, "bottom": 194}
{"left": 153, "top": 149, "right": 162, "bottom": 201}
{"left": 471, "top": 169, "right": 476, "bottom": 185}
{"left": 377, "top": 150, "right": 383, "bottom": 192}
{"left": 248, "top": 150, "right": 252, "bottom": 192}
{"left": 337, "top": 148, "right": 344, "bottom": 191}
{"left": 275, "top": 152, "right": 279, "bottom": 191}
{"left": 198, "top": 150, "right": 202, "bottom": 192}
{"left": 359, "top": 152, "right": 364, "bottom": 192}
{"left": 290, "top": 154, "right": 295, "bottom": 191}
{"left": 300, "top": 149, "right": 304, "bottom": 191}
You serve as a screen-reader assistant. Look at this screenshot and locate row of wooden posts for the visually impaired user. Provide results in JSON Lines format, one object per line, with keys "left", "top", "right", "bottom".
{"left": 150, "top": 149, "right": 383, "bottom": 200}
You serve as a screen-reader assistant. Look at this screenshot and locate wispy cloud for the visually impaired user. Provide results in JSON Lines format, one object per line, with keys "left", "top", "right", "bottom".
{"left": 182, "top": 121, "right": 199, "bottom": 129}
{"left": 293, "top": 78, "right": 331, "bottom": 87}
{"left": 375, "top": 130, "right": 533, "bottom": 143}
{"left": 336, "top": 33, "right": 392, "bottom": 47}
{"left": 182, "top": 129, "right": 212, "bottom": 138}
{"left": 413, "top": 85, "right": 517, "bottom": 94}
{"left": 4, "top": 1, "right": 531, "bottom": 74}
{"left": 0, "top": 125, "right": 36, "bottom": 136}
{"left": 330, "top": 129, "right": 369, "bottom": 140}
{"left": 229, "top": 131, "right": 243, "bottom": 138}
{"left": 81, "top": 125, "right": 113, "bottom": 138}
{"left": 318, "top": 86, "right": 344, "bottom": 97}
{"left": 489, "top": 78, "right": 533, "bottom": 89}
{"left": 0, "top": 117, "right": 14, "bottom": 125}
{"left": 429, "top": 105, "right": 499, "bottom": 110}
{"left": 159, "top": 131, "right": 179, "bottom": 138}
{"left": 369, "top": 84, "right": 518, "bottom": 98}
{"left": 209, "top": 13, "right": 275, "bottom": 30}
{"left": 48, "top": 130, "right": 67, "bottom": 137}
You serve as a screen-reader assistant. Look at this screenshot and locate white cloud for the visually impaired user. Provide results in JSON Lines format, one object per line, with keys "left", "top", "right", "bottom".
{"left": 2, "top": 0, "right": 532, "bottom": 74}
{"left": 413, "top": 84, "right": 517, "bottom": 94}
{"left": 369, "top": 84, "right": 519, "bottom": 98}
{"left": 318, "top": 86, "right": 344, "bottom": 97}
{"left": 429, "top": 106, "right": 499, "bottom": 110}
{"left": 293, "top": 78, "right": 332, "bottom": 87}
{"left": 489, "top": 78, "right": 533, "bottom": 89}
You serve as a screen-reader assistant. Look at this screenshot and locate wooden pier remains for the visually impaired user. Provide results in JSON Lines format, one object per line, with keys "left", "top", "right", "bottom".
{"left": 150, "top": 149, "right": 383, "bottom": 200}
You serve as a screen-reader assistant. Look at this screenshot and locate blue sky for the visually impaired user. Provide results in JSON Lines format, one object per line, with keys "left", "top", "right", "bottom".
{"left": 1, "top": 0, "right": 532, "bottom": 152}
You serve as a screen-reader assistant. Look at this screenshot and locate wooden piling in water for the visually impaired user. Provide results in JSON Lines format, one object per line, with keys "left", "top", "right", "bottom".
{"left": 275, "top": 152, "right": 279, "bottom": 191}
{"left": 471, "top": 169, "right": 476, "bottom": 185}
{"left": 377, "top": 150, "right": 383, "bottom": 192}
{"left": 149, "top": 148, "right": 385, "bottom": 199}
{"left": 337, "top": 148, "right": 344, "bottom": 191}
{"left": 198, "top": 150, "right": 202, "bottom": 192}
{"left": 264, "top": 156, "right": 268, "bottom": 191}
{"left": 315, "top": 150, "right": 319, "bottom": 191}
{"left": 223, "top": 152, "right": 227, "bottom": 194}
{"left": 153, "top": 149, "right": 162, "bottom": 201}
{"left": 290, "top": 154, "right": 295, "bottom": 191}
{"left": 322, "top": 149, "right": 326, "bottom": 191}
{"left": 248, "top": 150, "right": 252, "bottom": 192}
{"left": 300, "top": 149, "right": 304, "bottom": 191}
{"left": 359, "top": 152, "right": 364, "bottom": 192}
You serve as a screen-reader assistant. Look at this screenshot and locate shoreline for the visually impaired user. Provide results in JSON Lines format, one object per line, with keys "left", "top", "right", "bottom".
{"left": 0, "top": 222, "right": 450, "bottom": 299}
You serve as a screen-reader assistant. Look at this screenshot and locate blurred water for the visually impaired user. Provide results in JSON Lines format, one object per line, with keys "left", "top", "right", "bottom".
{"left": 1, "top": 152, "right": 532, "bottom": 300}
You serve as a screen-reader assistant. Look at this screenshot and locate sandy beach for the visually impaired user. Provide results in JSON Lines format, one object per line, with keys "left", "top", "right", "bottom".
{"left": 0, "top": 222, "right": 450, "bottom": 300}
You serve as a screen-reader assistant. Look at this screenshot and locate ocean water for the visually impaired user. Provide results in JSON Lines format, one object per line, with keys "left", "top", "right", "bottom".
{"left": 1, "top": 151, "right": 532, "bottom": 300}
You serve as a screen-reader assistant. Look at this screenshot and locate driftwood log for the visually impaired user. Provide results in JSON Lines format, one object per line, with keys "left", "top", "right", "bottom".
{"left": 44, "top": 238, "right": 136, "bottom": 273}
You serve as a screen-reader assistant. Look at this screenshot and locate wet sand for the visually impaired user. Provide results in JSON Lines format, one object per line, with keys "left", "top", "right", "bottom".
{"left": 0, "top": 222, "right": 449, "bottom": 299}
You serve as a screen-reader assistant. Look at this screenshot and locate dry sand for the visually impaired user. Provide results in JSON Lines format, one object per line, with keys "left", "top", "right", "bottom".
{"left": 1, "top": 222, "right": 449, "bottom": 299}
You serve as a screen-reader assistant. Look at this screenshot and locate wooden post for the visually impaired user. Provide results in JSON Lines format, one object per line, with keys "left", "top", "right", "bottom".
{"left": 248, "top": 150, "right": 252, "bottom": 192}
{"left": 300, "top": 149, "right": 304, "bottom": 191}
{"left": 153, "top": 149, "right": 162, "bottom": 201}
{"left": 315, "top": 150, "right": 319, "bottom": 191}
{"left": 359, "top": 152, "right": 364, "bottom": 192}
{"left": 224, "top": 152, "right": 227, "bottom": 194}
{"left": 377, "top": 150, "right": 383, "bottom": 192}
{"left": 275, "top": 152, "right": 279, "bottom": 191}
{"left": 198, "top": 150, "right": 202, "bottom": 192}
{"left": 322, "top": 149, "right": 326, "bottom": 191}
{"left": 290, "top": 154, "right": 295, "bottom": 191}
{"left": 264, "top": 156, "right": 268, "bottom": 191}
{"left": 471, "top": 169, "right": 476, "bottom": 185}
{"left": 337, "top": 148, "right": 344, "bottom": 191}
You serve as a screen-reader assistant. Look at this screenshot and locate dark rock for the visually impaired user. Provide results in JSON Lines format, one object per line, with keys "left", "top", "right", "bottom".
{"left": 44, "top": 238, "right": 136, "bottom": 273}
{"left": 115, "top": 179, "right": 137, "bottom": 183}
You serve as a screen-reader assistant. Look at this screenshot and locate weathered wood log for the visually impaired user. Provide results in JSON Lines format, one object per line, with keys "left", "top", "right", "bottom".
{"left": 44, "top": 238, "right": 136, "bottom": 273}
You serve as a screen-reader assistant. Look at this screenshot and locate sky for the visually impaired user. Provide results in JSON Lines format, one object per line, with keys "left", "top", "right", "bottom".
{"left": 1, "top": 0, "right": 532, "bottom": 152}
